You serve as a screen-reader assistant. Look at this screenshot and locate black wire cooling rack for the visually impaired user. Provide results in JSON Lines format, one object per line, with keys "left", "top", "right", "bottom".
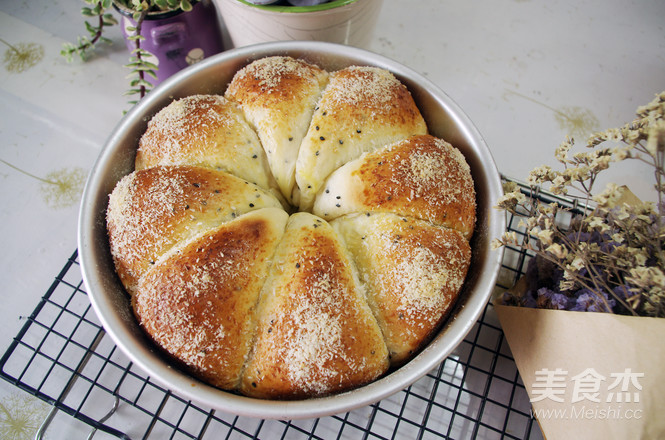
{"left": 0, "top": 179, "right": 551, "bottom": 440}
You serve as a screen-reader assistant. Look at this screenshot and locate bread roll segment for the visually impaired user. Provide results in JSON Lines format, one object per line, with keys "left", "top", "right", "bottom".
{"left": 133, "top": 208, "right": 289, "bottom": 390}
{"left": 241, "top": 213, "right": 389, "bottom": 399}
{"left": 332, "top": 212, "right": 471, "bottom": 364}
{"left": 313, "top": 134, "right": 476, "bottom": 240}
{"left": 294, "top": 66, "right": 428, "bottom": 210}
{"left": 106, "top": 165, "right": 283, "bottom": 296}
{"left": 225, "top": 56, "right": 329, "bottom": 205}
{"left": 135, "top": 94, "right": 279, "bottom": 197}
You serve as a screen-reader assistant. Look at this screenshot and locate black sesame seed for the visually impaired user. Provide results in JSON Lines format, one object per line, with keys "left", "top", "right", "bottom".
{"left": 325, "top": 189, "right": 330, "bottom": 193}
{"left": 335, "top": 203, "right": 341, "bottom": 208}
{"left": 295, "top": 262, "right": 300, "bottom": 268}
{"left": 307, "top": 185, "right": 312, "bottom": 189}
{"left": 193, "top": 183, "right": 200, "bottom": 188}
{"left": 267, "top": 328, "right": 272, "bottom": 333}
{"left": 357, "top": 129, "right": 362, "bottom": 133}
{"left": 289, "top": 137, "right": 294, "bottom": 141}
{"left": 322, "top": 111, "right": 327, "bottom": 116}
{"left": 249, "top": 203, "right": 255, "bottom": 207}
{"left": 315, "top": 125, "right": 320, "bottom": 131}
{"left": 336, "top": 196, "right": 341, "bottom": 199}
{"left": 185, "top": 204, "right": 190, "bottom": 210}
{"left": 319, "top": 136, "right": 325, "bottom": 141}
{"left": 251, "top": 382, "right": 257, "bottom": 388}
{"left": 315, "top": 151, "right": 320, "bottom": 156}
{"left": 339, "top": 140, "right": 344, "bottom": 145}
{"left": 252, "top": 154, "right": 258, "bottom": 159}
{"left": 214, "top": 189, "right": 221, "bottom": 193}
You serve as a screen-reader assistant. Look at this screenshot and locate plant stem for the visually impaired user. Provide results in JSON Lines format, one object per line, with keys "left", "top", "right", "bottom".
{"left": 506, "top": 89, "right": 577, "bottom": 127}
{"left": 134, "top": 10, "right": 149, "bottom": 99}
{"left": 89, "top": 11, "right": 106, "bottom": 47}
{"left": 0, "top": 37, "right": 20, "bottom": 54}
{"left": 0, "top": 158, "right": 58, "bottom": 185}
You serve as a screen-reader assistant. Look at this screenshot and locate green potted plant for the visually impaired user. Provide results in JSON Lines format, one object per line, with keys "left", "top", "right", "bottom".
{"left": 62, "top": 0, "right": 224, "bottom": 104}
{"left": 492, "top": 91, "right": 664, "bottom": 439}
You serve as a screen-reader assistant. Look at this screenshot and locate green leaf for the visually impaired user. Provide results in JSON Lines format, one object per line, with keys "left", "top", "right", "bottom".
{"left": 180, "top": 0, "right": 193, "bottom": 12}
{"left": 134, "top": 64, "right": 159, "bottom": 72}
{"left": 102, "top": 13, "right": 118, "bottom": 25}
{"left": 84, "top": 21, "right": 97, "bottom": 34}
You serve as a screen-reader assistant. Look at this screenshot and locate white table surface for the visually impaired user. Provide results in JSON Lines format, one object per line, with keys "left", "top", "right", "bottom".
{"left": 1, "top": 0, "right": 663, "bottom": 438}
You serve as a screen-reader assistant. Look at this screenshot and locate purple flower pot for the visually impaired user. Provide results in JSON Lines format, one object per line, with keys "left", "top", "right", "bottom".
{"left": 115, "top": 0, "right": 225, "bottom": 86}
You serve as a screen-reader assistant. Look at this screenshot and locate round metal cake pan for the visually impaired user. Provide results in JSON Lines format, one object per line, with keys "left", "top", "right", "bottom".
{"left": 78, "top": 41, "right": 505, "bottom": 420}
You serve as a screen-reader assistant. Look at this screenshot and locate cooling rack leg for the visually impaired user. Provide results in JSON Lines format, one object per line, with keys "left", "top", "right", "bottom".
{"left": 33, "top": 394, "right": 122, "bottom": 440}
{"left": 86, "top": 395, "right": 120, "bottom": 440}
{"left": 34, "top": 405, "right": 58, "bottom": 440}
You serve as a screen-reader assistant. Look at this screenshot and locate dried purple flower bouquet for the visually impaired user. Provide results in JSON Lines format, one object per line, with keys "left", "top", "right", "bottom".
{"left": 494, "top": 92, "right": 665, "bottom": 318}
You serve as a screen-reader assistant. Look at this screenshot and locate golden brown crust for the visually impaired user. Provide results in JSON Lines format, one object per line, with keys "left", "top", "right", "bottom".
{"left": 107, "top": 165, "right": 282, "bottom": 296}
{"left": 225, "top": 56, "right": 328, "bottom": 108}
{"left": 332, "top": 213, "right": 471, "bottom": 365}
{"left": 313, "top": 134, "right": 476, "bottom": 240}
{"left": 135, "top": 94, "right": 277, "bottom": 193}
{"left": 240, "top": 213, "right": 389, "bottom": 399}
{"left": 225, "top": 56, "right": 329, "bottom": 204}
{"left": 295, "top": 66, "right": 428, "bottom": 210}
{"left": 133, "top": 208, "right": 288, "bottom": 390}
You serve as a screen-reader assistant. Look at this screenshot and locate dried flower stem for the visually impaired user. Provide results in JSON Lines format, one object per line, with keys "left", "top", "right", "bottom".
{"left": 495, "top": 91, "right": 665, "bottom": 317}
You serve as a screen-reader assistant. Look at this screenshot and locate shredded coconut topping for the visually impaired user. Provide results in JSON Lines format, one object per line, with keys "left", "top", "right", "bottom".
{"left": 229, "top": 56, "right": 325, "bottom": 93}
{"left": 326, "top": 66, "right": 401, "bottom": 109}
